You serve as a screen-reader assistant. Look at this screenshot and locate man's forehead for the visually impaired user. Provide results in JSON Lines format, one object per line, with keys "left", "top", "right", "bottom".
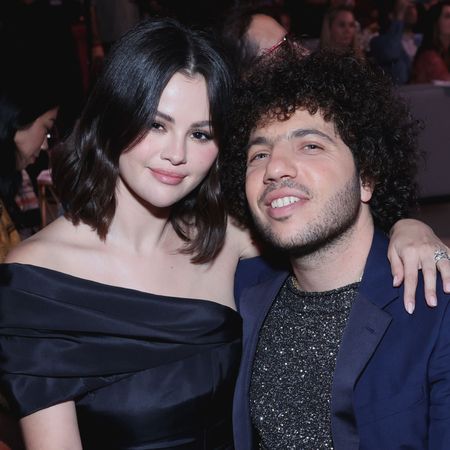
{"left": 250, "top": 108, "right": 337, "bottom": 140}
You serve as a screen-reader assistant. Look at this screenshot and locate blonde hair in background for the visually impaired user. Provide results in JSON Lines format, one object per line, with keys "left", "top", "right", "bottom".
{"left": 320, "top": 6, "right": 364, "bottom": 58}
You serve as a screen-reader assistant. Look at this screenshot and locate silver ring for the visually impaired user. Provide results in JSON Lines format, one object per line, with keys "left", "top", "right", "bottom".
{"left": 434, "top": 248, "right": 450, "bottom": 264}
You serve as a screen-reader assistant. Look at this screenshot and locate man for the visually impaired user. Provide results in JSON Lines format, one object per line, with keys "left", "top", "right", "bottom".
{"left": 221, "top": 5, "right": 289, "bottom": 73}
{"left": 370, "top": 0, "right": 420, "bottom": 85}
{"left": 222, "top": 48, "right": 450, "bottom": 449}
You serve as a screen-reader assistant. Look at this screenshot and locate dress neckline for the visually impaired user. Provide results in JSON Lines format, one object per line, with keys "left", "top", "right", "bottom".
{"left": 1, "top": 262, "right": 238, "bottom": 314}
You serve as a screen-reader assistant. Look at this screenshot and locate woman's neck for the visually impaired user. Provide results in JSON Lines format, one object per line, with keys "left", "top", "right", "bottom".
{"left": 106, "top": 181, "right": 176, "bottom": 256}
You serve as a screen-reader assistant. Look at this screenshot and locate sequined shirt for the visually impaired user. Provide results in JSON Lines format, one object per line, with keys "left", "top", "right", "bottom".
{"left": 250, "top": 276, "right": 359, "bottom": 449}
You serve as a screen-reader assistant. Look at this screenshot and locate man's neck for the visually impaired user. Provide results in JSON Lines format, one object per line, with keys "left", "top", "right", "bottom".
{"left": 290, "top": 211, "right": 374, "bottom": 292}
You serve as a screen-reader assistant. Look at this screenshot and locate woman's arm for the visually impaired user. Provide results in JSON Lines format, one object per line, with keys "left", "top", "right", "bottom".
{"left": 20, "top": 401, "right": 82, "bottom": 450}
{"left": 389, "top": 219, "right": 450, "bottom": 314}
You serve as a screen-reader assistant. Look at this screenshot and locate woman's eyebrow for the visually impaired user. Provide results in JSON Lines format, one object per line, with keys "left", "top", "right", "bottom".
{"left": 155, "top": 112, "right": 211, "bottom": 129}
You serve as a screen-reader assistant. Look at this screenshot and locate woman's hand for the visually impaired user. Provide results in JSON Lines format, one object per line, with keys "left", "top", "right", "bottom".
{"left": 388, "top": 219, "right": 450, "bottom": 314}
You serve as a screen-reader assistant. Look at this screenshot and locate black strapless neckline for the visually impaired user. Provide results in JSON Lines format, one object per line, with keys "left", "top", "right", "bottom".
{"left": 2, "top": 262, "right": 237, "bottom": 312}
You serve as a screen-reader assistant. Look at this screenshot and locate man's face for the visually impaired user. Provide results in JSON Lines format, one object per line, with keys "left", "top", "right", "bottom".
{"left": 245, "top": 109, "right": 373, "bottom": 255}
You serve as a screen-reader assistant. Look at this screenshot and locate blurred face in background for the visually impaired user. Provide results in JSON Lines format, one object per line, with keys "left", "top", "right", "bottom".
{"left": 14, "top": 107, "right": 58, "bottom": 170}
{"left": 438, "top": 5, "right": 450, "bottom": 40}
{"left": 330, "top": 10, "right": 357, "bottom": 48}
{"left": 404, "top": 3, "right": 418, "bottom": 28}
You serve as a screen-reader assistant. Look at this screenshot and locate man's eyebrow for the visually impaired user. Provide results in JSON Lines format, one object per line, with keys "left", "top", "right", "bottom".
{"left": 155, "top": 112, "right": 211, "bottom": 129}
{"left": 247, "top": 135, "right": 273, "bottom": 149}
{"left": 247, "top": 127, "right": 335, "bottom": 151}
{"left": 289, "top": 128, "right": 335, "bottom": 143}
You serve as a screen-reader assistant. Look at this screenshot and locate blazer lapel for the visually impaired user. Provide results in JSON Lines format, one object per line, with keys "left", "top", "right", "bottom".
{"left": 331, "top": 295, "right": 392, "bottom": 450}
{"left": 331, "top": 230, "right": 398, "bottom": 450}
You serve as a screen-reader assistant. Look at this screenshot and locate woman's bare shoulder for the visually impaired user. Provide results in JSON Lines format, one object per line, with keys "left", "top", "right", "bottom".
{"left": 5, "top": 217, "right": 91, "bottom": 267}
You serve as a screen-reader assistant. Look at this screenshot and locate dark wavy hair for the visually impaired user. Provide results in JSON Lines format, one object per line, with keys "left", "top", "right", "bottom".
{"left": 221, "top": 47, "right": 421, "bottom": 232}
{"left": 0, "top": 65, "right": 60, "bottom": 229}
{"left": 52, "top": 18, "right": 234, "bottom": 263}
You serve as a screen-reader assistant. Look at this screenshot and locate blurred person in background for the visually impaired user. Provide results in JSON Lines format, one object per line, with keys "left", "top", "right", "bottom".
{"left": 221, "top": 4, "right": 289, "bottom": 73}
{"left": 412, "top": 0, "right": 450, "bottom": 83}
{"left": 370, "top": 0, "right": 422, "bottom": 85}
{"left": 0, "top": 0, "right": 83, "bottom": 135}
{"left": 90, "top": 0, "right": 141, "bottom": 54}
{"left": 0, "top": 64, "right": 60, "bottom": 260}
{"left": 320, "top": 5, "right": 364, "bottom": 57}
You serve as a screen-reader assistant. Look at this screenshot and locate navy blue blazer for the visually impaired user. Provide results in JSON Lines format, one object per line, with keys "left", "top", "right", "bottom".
{"left": 233, "top": 230, "right": 450, "bottom": 449}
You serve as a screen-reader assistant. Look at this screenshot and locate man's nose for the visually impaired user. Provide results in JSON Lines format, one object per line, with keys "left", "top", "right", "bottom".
{"left": 263, "top": 144, "right": 297, "bottom": 184}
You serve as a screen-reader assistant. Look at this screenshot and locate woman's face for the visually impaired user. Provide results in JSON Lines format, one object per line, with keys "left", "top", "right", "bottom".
{"left": 14, "top": 107, "right": 58, "bottom": 170}
{"left": 438, "top": 5, "right": 450, "bottom": 39}
{"left": 118, "top": 72, "right": 218, "bottom": 209}
{"left": 330, "top": 11, "right": 357, "bottom": 49}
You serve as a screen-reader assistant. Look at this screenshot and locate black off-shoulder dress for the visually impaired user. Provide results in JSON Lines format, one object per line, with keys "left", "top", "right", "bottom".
{"left": 0, "top": 263, "right": 242, "bottom": 450}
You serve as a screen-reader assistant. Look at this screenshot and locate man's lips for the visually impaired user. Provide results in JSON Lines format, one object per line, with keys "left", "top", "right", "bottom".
{"left": 262, "top": 189, "right": 309, "bottom": 208}
{"left": 150, "top": 168, "right": 186, "bottom": 185}
{"left": 269, "top": 195, "right": 301, "bottom": 209}
{"left": 259, "top": 189, "right": 310, "bottom": 219}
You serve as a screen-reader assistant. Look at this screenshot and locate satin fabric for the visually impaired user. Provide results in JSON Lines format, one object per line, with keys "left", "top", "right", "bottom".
{"left": 0, "top": 263, "right": 242, "bottom": 449}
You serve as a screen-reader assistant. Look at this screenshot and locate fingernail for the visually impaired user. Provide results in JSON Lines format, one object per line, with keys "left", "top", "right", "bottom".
{"left": 406, "top": 302, "right": 415, "bottom": 315}
{"left": 429, "top": 296, "right": 437, "bottom": 307}
{"left": 445, "top": 282, "right": 450, "bottom": 293}
{"left": 393, "top": 275, "right": 399, "bottom": 286}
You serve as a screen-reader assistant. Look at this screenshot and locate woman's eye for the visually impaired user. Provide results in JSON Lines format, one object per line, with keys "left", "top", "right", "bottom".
{"left": 45, "top": 126, "right": 58, "bottom": 143}
{"left": 192, "top": 130, "right": 212, "bottom": 141}
{"left": 151, "top": 122, "right": 165, "bottom": 131}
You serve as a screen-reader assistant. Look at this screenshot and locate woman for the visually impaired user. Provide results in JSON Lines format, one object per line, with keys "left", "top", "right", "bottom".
{"left": 0, "top": 18, "right": 448, "bottom": 450}
{"left": 412, "top": 1, "right": 450, "bottom": 83}
{"left": 320, "top": 6, "right": 363, "bottom": 58}
{"left": 0, "top": 67, "right": 59, "bottom": 257}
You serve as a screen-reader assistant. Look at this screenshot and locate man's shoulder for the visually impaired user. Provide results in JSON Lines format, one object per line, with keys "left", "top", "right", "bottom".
{"left": 237, "top": 265, "right": 288, "bottom": 316}
{"left": 234, "top": 255, "right": 288, "bottom": 305}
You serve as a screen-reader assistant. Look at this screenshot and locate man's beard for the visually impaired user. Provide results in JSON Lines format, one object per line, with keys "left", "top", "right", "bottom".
{"left": 251, "top": 174, "right": 362, "bottom": 258}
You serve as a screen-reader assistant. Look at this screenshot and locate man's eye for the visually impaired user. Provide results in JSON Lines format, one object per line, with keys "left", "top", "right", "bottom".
{"left": 248, "top": 152, "right": 268, "bottom": 164}
{"left": 303, "top": 144, "right": 322, "bottom": 152}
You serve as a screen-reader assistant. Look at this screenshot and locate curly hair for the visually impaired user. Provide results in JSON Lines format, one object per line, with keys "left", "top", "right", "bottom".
{"left": 220, "top": 47, "right": 421, "bottom": 232}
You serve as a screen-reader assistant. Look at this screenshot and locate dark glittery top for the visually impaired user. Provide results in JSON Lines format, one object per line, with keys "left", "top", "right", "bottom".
{"left": 250, "top": 276, "right": 359, "bottom": 450}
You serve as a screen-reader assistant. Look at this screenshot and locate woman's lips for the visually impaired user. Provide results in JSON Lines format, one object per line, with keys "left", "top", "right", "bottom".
{"left": 150, "top": 168, "right": 186, "bottom": 185}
